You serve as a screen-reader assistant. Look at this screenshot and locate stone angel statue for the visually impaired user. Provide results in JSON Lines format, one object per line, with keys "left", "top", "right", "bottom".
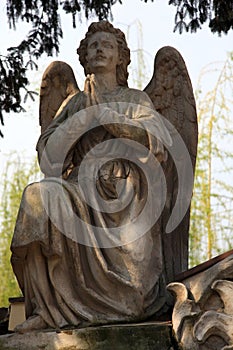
{"left": 10, "top": 21, "right": 197, "bottom": 333}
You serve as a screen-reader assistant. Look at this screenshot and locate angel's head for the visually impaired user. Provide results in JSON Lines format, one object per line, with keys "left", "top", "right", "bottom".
{"left": 77, "top": 21, "right": 131, "bottom": 86}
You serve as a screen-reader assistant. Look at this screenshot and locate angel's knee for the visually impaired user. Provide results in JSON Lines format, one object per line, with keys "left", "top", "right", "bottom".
{"left": 21, "top": 182, "right": 46, "bottom": 217}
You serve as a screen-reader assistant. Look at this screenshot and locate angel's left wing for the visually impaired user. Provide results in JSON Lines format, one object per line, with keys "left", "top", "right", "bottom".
{"left": 144, "top": 46, "right": 198, "bottom": 283}
{"left": 39, "top": 61, "right": 80, "bottom": 133}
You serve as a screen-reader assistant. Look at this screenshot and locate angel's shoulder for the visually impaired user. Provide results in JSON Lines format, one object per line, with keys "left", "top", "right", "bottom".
{"left": 123, "top": 87, "right": 147, "bottom": 97}
{"left": 120, "top": 87, "right": 153, "bottom": 106}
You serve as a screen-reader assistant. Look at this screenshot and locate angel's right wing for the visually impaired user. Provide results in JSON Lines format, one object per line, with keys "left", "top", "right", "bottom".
{"left": 39, "top": 61, "right": 80, "bottom": 133}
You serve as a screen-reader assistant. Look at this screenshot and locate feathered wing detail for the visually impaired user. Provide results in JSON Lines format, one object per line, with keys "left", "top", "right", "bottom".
{"left": 144, "top": 46, "right": 198, "bottom": 283}
{"left": 39, "top": 61, "right": 80, "bottom": 133}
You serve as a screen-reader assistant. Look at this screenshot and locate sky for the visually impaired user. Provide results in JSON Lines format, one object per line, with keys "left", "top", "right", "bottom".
{"left": 0, "top": 0, "right": 233, "bottom": 163}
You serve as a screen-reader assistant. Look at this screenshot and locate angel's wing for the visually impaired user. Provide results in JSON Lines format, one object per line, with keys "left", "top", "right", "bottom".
{"left": 144, "top": 46, "right": 198, "bottom": 283}
{"left": 39, "top": 61, "right": 80, "bottom": 133}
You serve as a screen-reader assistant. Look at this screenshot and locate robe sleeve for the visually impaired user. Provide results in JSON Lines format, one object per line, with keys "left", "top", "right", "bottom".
{"left": 36, "top": 92, "right": 89, "bottom": 177}
{"left": 95, "top": 90, "right": 172, "bottom": 162}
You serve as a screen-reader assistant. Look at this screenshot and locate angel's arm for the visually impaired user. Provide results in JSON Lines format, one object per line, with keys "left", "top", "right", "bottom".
{"left": 98, "top": 109, "right": 149, "bottom": 147}
{"left": 93, "top": 87, "right": 171, "bottom": 161}
{"left": 37, "top": 98, "right": 75, "bottom": 177}
{"left": 37, "top": 92, "right": 97, "bottom": 177}
{"left": 86, "top": 75, "right": 167, "bottom": 150}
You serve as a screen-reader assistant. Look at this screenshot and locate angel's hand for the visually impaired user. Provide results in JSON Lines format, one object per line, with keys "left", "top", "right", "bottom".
{"left": 84, "top": 75, "right": 92, "bottom": 108}
{"left": 84, "top": 74, "right": 103, "bottom": 107}
{"left": 89, "top": 74, "right": 104, "bottom": 105}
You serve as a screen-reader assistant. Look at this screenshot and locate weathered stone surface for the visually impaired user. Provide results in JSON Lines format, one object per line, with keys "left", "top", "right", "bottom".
{"left": 168, "top": 253, "right": 233, "bottom": 350}
{"left": 0, "top": 322, "right": 174, "bottom": 350}
{"left": 10, "top": 20, "right": 197, "bottom": 334}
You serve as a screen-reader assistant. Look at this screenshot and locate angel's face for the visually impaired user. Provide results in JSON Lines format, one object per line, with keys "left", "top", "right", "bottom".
{"left": 86, "top": 32, "right": 120, "bottom": 74}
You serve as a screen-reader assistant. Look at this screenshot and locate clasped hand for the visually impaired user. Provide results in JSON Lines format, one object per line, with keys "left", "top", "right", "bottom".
{"left": 84, "top": 74, "right": 103, "bottom": 107}
{"left": 84, "top": 74, "right": 119, "bottom": 126}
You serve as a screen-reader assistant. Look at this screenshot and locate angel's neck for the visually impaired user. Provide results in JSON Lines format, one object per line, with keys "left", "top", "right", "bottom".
{"left": 94, "top": 72, "right": 118, "bottom": 93}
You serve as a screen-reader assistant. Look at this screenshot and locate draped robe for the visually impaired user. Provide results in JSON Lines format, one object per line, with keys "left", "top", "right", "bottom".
{"left": 11, "top": 86, "right": 172, "bottom": 329}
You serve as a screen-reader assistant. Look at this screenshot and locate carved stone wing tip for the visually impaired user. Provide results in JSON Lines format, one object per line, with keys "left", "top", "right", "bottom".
{"left": 39, "top": 60, "right": 80, "bottom": 133}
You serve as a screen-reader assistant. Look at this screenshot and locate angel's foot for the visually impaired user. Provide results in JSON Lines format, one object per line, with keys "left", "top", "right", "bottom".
{"left": 14, "top": 315, "right": 47, "bottom": 333}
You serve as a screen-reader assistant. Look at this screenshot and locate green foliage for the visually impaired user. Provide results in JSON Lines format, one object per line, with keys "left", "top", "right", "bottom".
{"left": 170, "top": 0, "right": 233, "bottom": 35}
{"left": 0, "top": 154, "right": 40, "bottom": 306}
{"left": 189, "top": 53, "right": 233, "bottom": 267}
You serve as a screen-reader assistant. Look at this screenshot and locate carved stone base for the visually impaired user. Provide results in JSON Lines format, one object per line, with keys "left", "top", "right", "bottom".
{"left": 168, "top": 251, "right": 233, "bottom": 350}
{"left": 0, "top": 321, "right": 175, "bottom": 350}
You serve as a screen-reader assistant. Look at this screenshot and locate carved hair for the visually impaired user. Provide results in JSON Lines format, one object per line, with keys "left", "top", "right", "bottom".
{"left": 77, "top": 21, "right": 131, "bottom": 86}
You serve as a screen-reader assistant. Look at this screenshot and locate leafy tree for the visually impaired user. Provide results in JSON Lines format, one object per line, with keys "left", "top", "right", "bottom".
{"left": 1, "top": 0, "right": 233, "bottom": 136}
{"left": 170, "top": 0, "right": 233, "bottom": 35}
{"left": 0, "top": 154, "right": 40, "bottom": 306}
{"left": 189, "top": 53, "right": 233, "bottom": 267}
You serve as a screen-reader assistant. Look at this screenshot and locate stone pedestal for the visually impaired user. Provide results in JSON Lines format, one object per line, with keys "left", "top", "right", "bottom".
{"left": 0, "top": 321, "right": 175, "bottom": 350}
{"left": 8, "top": 298, "right": 25, "bottom": 331}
